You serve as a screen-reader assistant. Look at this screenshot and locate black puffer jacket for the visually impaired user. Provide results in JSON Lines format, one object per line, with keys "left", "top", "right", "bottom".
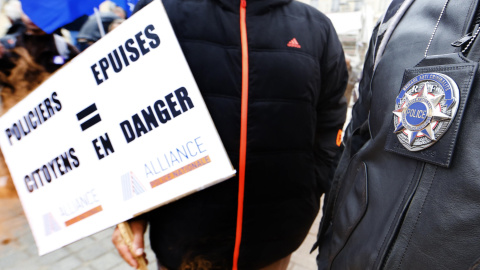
{"left": 134, "top": 0, "right": 347, "bottom": 268}
{"left": 317, "top": 0, "right": 480, "bottom": 269}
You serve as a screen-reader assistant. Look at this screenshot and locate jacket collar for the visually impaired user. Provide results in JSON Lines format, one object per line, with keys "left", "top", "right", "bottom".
{"left": 215, "top": 0, "right": 292, "bottom": 14}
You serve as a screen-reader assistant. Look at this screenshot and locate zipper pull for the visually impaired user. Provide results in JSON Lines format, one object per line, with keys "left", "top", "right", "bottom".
{"left": 452, "top": 24, "right": 480, "bottom": 47}
{"left": 452, "top": 34, "right": 474, "bottom": 47}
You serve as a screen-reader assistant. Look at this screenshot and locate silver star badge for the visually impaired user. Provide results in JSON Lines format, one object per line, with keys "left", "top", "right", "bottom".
{"left": 393, "top": 73, "right": 459, "bottom": 151}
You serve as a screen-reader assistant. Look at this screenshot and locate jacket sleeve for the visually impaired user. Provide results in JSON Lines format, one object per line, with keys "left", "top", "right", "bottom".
{"left": 341, "top": 23, "right": 379, "bottom": 160}
{"left": 314, "top": 19, "right": 348, "bottom": 195}
{"left": 313, "top": 21, "right": 378, "bottom": 254}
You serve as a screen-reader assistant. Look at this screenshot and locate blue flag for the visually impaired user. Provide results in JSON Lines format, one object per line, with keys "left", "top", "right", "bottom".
{"left": 21, "top": 0, "right": 105, "bottom": 34}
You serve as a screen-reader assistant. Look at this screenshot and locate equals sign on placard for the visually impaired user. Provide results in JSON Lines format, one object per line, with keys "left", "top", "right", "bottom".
{"left": 77, "top": 103, "right": 102, "bottom": 131}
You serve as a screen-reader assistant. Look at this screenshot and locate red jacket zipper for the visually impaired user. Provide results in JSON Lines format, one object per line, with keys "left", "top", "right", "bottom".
{"left": 233, "top": 0, "right": 248, "bottom": 269}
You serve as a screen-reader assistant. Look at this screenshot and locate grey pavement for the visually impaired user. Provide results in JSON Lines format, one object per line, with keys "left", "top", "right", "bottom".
{"left": 0, "top": 196, "right": 320, "bottom": 270}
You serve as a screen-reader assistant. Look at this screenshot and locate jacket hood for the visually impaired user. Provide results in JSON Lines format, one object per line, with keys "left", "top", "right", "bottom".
{"left": 215, "top": 0, "right": 293, "bottom": 14}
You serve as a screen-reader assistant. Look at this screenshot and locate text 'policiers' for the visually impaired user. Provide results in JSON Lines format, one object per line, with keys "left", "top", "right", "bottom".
{"left": 5, "top": 92, "right": 62, "bottom": 146}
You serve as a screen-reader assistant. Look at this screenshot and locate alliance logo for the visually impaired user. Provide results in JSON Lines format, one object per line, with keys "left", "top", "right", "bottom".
{"left": 392, "top": 73, "right": 459, "bottom": 151}
{"left": 121, "top": 172, "right": 146, "bottom": 201}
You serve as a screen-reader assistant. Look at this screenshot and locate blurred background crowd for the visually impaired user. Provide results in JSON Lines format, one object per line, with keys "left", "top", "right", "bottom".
{"left": 0, "top": 0, "right": 132, "bottom": 51}
{"left": 0, "top": 0, "right": 131, "bottom": 77}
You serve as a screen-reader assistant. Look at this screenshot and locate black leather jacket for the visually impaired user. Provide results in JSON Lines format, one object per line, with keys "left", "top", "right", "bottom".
{"left": 317, "top": 0, "right": 480, "bottom": 269}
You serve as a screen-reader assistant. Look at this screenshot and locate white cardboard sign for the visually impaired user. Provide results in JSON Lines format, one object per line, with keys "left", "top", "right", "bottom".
{"left": 0, "top": 0, "right": 235, "bottom": 255}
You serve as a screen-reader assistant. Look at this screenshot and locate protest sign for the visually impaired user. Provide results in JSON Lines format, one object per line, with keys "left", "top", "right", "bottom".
{"left": 0, "top": 0, "right": 236, "bottom": 255}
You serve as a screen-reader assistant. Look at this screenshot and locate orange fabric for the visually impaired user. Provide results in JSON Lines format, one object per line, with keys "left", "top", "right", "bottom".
{"left": 233, "top": 0, "right": 248, "bottom": 269}
{"left": 336, "top": 129, "right": 343, "bottom": 147}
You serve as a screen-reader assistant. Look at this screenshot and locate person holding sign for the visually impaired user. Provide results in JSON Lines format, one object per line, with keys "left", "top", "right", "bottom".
{"left": 112, "top": 0, "right": 348, "bottom": 269}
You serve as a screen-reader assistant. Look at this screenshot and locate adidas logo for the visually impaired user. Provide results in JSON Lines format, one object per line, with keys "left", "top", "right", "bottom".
{"left": 287, "top": 38, "right": 301, "bottom": 48}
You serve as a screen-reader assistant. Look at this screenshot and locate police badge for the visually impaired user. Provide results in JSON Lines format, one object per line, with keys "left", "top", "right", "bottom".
{"left": 384, "top": 53, "right": 477, "bottom": 167}
{"left": 392, "top": 73, "right": 459, "bottom": 151}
